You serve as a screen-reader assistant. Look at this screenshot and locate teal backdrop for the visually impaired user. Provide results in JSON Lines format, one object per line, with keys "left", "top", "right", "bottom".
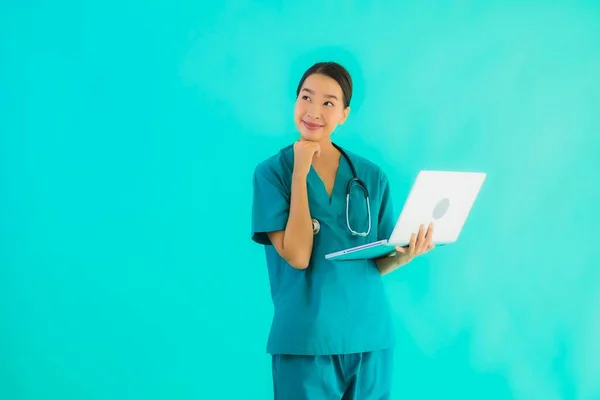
{"left": 1, "top": 1, "right": 599, "bottom": 399}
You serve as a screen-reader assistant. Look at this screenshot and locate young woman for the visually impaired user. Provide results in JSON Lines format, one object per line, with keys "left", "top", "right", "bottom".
{"left": 251, "top": 61, "right": 434, "bottom": 399}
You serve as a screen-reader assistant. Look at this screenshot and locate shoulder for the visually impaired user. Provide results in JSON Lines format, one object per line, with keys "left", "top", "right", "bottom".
{"left": 253, "top": 144, "right": 294, "bottom": 182}
{"left": 343, "top": 147, "right": 390, "bottom": 184}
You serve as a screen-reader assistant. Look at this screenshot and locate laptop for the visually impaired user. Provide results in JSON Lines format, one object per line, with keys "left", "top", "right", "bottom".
{"left": 325, "top": 170, "right": 487, "bottom": 261}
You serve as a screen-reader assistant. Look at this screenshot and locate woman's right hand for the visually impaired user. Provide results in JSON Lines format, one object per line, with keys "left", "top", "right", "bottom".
{"left": 293, "top": 139, "right": 321, "bottom": 177}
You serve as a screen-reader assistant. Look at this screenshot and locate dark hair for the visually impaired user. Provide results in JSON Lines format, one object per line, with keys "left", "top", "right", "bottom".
{"left": 296, "top": 62, "right": 353, "bottom": 108}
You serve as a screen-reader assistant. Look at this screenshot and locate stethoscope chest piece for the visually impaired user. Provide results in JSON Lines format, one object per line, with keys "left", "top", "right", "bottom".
{"left": 312, "top": 218, "right": 320, "bottom": 235}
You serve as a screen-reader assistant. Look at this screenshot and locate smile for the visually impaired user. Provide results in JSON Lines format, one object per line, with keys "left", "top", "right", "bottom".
{"left": 302, "top": 121, "right": 324, "bottom": 130}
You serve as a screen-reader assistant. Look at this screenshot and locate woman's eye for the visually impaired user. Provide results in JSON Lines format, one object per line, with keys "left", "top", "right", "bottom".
{"left": 324, "top": 101, "right": 333, "bottom": 107}
{"left": 302, "top": 95, "right": 310, "bottom": 101}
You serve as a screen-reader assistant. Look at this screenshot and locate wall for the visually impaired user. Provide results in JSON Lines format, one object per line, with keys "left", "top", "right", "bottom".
{"left": 1, "top": 1, "right": 599, "bottom": 399}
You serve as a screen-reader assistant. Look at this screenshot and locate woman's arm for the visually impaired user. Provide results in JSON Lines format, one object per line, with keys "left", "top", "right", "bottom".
{"left": 375, "top": 252, "right": 406, "bottom": 276}
{"left": 375, "top": 224, "right": 435, "bottom": 275}
{"left": 267, "top": 173, "right": 314, "bottom": 269}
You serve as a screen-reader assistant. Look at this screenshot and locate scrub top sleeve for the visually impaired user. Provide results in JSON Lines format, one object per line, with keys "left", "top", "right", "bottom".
{"left": 377, "top": 174, "right": 396, "bottom": 241}
{"left": 251, "top": 163, "right": 290, "bottom": 245}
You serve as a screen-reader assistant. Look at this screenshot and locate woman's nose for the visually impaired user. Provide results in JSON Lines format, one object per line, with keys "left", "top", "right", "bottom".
{"left": 307, "top": 106, "right": 320, "bottom": 119}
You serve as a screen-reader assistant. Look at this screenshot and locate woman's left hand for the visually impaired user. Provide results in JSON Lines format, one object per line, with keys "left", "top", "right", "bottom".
{"left": 394, "top": 223, "right": 435, "bottom": 266}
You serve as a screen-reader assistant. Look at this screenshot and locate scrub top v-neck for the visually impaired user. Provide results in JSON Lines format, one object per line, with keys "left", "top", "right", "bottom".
{"left": 251, "top": 144, "right": 398, "bottom": 356}
{"left": 307, "top": 155, "right": 346, "bottom": 206}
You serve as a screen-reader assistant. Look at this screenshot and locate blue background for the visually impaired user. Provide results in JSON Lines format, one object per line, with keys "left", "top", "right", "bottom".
{"left": 1, "top": 1, "right": 599, "bottom": 399}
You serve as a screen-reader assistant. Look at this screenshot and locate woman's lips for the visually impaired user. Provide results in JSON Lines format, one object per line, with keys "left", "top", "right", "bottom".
{"left": 303, "top": 121, "right": 323, "bottom": 130}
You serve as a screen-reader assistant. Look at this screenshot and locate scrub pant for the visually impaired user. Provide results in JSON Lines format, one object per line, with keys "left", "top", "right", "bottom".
{"left": 271, "top": 349, "right": 393, "bottom": 400}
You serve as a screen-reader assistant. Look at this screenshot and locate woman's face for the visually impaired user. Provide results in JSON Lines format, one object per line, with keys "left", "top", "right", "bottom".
{"left": 294, "top": 73, "right": 350, "bottom": 142}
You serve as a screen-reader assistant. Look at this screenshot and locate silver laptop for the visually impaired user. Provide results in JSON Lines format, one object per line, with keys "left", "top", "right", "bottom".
{"left": 325, "top": 170, "right": 487, "bottom": 261}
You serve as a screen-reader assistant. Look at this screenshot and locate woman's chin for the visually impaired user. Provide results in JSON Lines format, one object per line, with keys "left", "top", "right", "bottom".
{"left": 299, "top": 128, "right": 326, "bottom": 142}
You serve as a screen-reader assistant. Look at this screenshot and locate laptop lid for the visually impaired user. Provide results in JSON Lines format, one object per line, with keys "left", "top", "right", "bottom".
{"left": 388, "top": 170, "right": 486, "bottom": 246}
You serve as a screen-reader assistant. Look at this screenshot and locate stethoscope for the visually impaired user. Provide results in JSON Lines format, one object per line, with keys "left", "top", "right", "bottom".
{"left": 311, "top": 142, "right": 371, "bottom": 237}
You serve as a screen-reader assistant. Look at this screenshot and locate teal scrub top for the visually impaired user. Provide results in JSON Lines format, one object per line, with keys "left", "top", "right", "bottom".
{"left": 251, "top": 144, "right": 397, "bottom": 356}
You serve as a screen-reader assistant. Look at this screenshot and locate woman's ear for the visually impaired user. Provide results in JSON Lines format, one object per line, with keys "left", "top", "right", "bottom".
{"left": 338, "top": 106, "right": 350, "bottom": 125}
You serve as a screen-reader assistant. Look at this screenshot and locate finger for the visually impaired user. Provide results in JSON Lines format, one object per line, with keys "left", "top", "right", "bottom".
{"left": 409, "top": 233, "right": 417, "bottom": 254}
{"left": 315, "top": 145, "right": 321, "bottom": 158}
{"left": 394, "top": 245, "right": 407, "bottom": 253}
{"left": 425, "top": 222, "right": 434, "bottom": 250}
{"left": 416, "top": 224, "right": 426, "bottom": 253}
{"left": 425, "top": 222, "right": 434, "bottom": 239}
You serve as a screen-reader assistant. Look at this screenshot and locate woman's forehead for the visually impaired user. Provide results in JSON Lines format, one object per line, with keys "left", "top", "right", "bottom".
{"left": 301, "top": 74, "right": 343, "bottom": 97}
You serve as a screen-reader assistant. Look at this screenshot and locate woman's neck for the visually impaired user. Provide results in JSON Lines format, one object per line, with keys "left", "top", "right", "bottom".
{"left": 311, "top": 139, "right": 341, "bottom": 168}
{"left": 316, "top": 139, "right": 340, "bottom": 160}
